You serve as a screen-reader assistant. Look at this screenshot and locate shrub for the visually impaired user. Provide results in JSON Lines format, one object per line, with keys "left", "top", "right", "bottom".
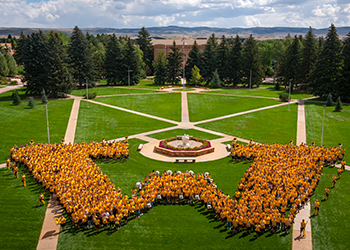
{"left": 211, "top": 70, "right": 221, "bottom": 88}
{"left": 84, "top": 92, "right": 97, "bottom": 99}
{"left": 279, "top": 92, "right": 289, "bottom": 102}
{"left": 10, "top": 81, "right": 17, "bottom": 85}
{"left": 334, "top": 97, "right": 343, "bottom": 112}
{"left": 0, "top": 77, "right": 9, "bottom": 85}
{"left": 28, "top": 97, "right": 35, "bottom": 108}
{"left": 12, "top": 90, "right": 21, "bottom": 105}
{"left": 326, "top": 93, "right": 334, "bottom": 106}
{"left": 274, "top": 81, "right": 280, "bottom": 90}
{"left": 41, "top": 89, "right": 48, "bottom": 104}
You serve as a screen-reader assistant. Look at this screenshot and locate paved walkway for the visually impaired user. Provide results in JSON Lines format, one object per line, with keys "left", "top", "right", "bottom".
{"left": 64, "top": 98, "right": 81, "bottom": 144}
{"left": 0, "top": 84, "right": 24, "bottom": 94}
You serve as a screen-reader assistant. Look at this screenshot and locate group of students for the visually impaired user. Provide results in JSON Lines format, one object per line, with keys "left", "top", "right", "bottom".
{"left": 8, "top": 139, "right": 345, "bottom": 236}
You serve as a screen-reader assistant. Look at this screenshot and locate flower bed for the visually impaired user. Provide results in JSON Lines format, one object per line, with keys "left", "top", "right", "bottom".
{"left": 159, "top": 136, "right": 211, "bottom": 151}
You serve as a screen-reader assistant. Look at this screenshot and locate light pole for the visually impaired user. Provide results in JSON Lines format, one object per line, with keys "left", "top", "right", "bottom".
{"left": 321, "top": 105, "right": 326, "bottom": 146}
{"left": 249, "top": 69, "right": 252, "bottom": 90}
{"left": 128, "top": 68, "right": 133, "bottom": 89}
{"left": 46, "top": 103, "right": 50, "bottom": 144}
{"left": 86, "top": 78, "right": 89, "bottom": 108}
{"left": 288, "top": 81, "right": 291, "bottom": 111}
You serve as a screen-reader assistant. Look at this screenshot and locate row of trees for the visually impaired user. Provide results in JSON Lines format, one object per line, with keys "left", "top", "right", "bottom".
{"left": 153, "top": 34, "right": 263, "bottom": 86}
{"left": 0, "top": 46, "right": 17, "bottom": 77}
{"left": 277, "top": 24, "right": 350, "bottom": 102}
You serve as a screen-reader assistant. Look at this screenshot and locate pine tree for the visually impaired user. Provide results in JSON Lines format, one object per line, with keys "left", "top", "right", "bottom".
{"left": 136, "top": 27, "right": 154, "bottom": 75}
{"left": 167, "top": 41, "right": 182, "bottom": 84}
{"left": 122, "top": 37, "right": 142, "bottom": 85}
{"left": 242, "top": 35, "right": 263, "bottom": 87}
{"left": 12, "top": 90, "right": 21, "bottom": 105}
{"left": 46, "top": 31, "right": 75, "bottom": 97}
{"left": 153, "top": 51, "right": 168, "bottom": 85}
{"left": 211, "top": 69, "right": 221, "bottom": 88}
{"left": 185, "top": 40, "right": 202, "bottom": 82}
{"left": 41, "top": 89, "right": 48, "bottom": 104}
{"left": 13, "top": 31, "right": 28, "bottom": 65}
{"left": 68, "top": 26, "right": 96, "bottom": 88}
{"left": 190, "top": 65, "right": 201, "bottom": 86}
{"left": 105, "top": 34, "right": 124, "bottom": 85}
{"left": 202, "top": 34, "right": 218, "bottom": 84}
{"left": 228, "top": 35, "right": 243, "bottom": 86}
{"left": 300, "top": 27, "right": 318, "bottom": 84}
{"left": 334, "top": 96, "right": 343, "bottom": 112}
{"left": 217, "top": 35, "right": 229, "bottom": 83}
{"left": 91, "top": 42, "right": 106, "bottom": 78}
{"left": 0, "top": 52, "right": 9, "bottom": 76}
{"left": 310, "top": 24, "right": 343, "bottom": 99}
{"left": 340, "top": 32, "right": 350, "bottom": 103}
{"left": 284, "top": 35, "right": 303, "bottom": 91}
{"left": 28, "top": 97, "right": 35, "bottom": 108}
{"left": 326, "top": 93, "right": 334, "bottom": 106}
{"left": 4, "top": 52, "right": 17, "bottom": 76}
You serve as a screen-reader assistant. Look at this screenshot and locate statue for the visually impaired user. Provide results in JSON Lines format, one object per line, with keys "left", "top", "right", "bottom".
{"left": 181, "top": 134, "right": 190, "bottom": 147}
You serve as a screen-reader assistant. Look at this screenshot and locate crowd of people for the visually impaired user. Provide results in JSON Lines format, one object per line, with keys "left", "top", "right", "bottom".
{"left": 7, "top": 139, "right": 346, "bottom": 237}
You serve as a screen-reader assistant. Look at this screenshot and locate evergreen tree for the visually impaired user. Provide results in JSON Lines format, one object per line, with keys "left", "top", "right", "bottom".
{"left": 242, "top": 35, "right": 263, "bottom": 87}
{"left": 153, "top": 51, "right": 168, "bottom": 85}
{"left": 122, "top": 38, "right": 142, "bottom": 85}
{"left": 217, "top": 35, "right": 229, "bottom": 83}
{"left": 284, "top": 35, "right": 303, "bottom": 91}
{"left": 14, "top": 31, "right": 28, "bottom": 65}
{"left": 228, "top": 35, "right": 243, "bottom": 86}
{"left": 326, "top": 93, "right": 334, "bottom": 106}
{"left": 190, "top": 65, "right": 201, "bottom": 86}
{"left": 68, "top": 26, "right": 96, "bottom": 88}
{"left": 300, "top": 27, "right": 318, "bottom": 84}
{"left": 42, "top": 89, "right": 48, "bottom": 104}
{"left": 46, "top": 31, "right": 75, "bottom": 97}
{"left": 185, "top": 40, "right": 202, "bottom": 82}
{"left": 0, "top": 52, "right": 9, "bottom": 76}
{"left": 105, "top": 34, "right": 124, "bottom": 85}
{"left": 334, "top": 96, "right": 343, "bottom": 112}
{"left": 211, "top": 69, "right": 221, "bottom": 88}
{"left": 4, "top": 52, "right": 17, "bottom": 76}
{"left": 28, "top": 97, "right": 35, "bottom": 108}
{"left": 91, "top": 42, "right": 106, "bottom": 78}
{"left": 167, "top": 41, "right": 182, "bottom": 84}
{"left": 136, "top": 27, "right": 154, "bottom": 75}
{"left": 202, "top": 34, "right": 218, "bottom": 84}
{"left": 340, "top": 32, "right": 350, "bottom": 103}
{"left": 310, "top": 24, "right": 343, "bottom": 99}
{"left": 12, "top": 90, "right": 21, "bottom": 105}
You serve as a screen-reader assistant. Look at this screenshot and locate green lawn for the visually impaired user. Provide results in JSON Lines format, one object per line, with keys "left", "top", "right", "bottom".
{"left": 96, "top": 93, "right": 181, "bottom": 122}
{"left": 173, "top": 88, "right": 196, "bottom": 92}
{"left": 188, "top": 93, "right": 280, "bottom": 122}
{"left": 57, "top": 139, "right": 292, "bottom": 250}
{"left": 71, "top": 87, "right": 156, "bottom": 97}
{"left": 0, "top": 99, "right": 73, "bottom": 163}
{"left": 0, "top": 87, "right": 31, "bottom": 101}
{"left": 305, "top": 102, "right": 350, "bottom": 163}
{"left": 209, "top": 88, "right": 313, "bottom": 100}
{"left": 0, "top": 166, "right": 49, "bottom": 250}
{"left": 133, "top": 79, "right": 161, "bottom": 89}
{"left": 197, "top": 103, "right": 298, "bottom": 144}
{"left": 74, "top": 101, "right": 174, "bottom": 143}
{"left": 148, "top": 128, "right": 222, "bottom": 140}
{"left": 310, "top": 166, "right": 350, "bottom": 250}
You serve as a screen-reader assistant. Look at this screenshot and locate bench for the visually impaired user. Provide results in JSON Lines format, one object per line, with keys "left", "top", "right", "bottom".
{"left": 138, "top": 144, "right": 144, "bottom": 151}
{"left": 175, "top": 158, "right": 196, "bottom": 163}
{"left": 226, "top": 144, "right": 232, "bottom": 150}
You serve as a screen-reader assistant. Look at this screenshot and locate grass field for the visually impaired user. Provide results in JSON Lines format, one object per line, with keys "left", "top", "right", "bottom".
{"left": 96, "top": 93, "right": 182, "bottom": 122}
{"left": 197, "top": 103, "right": 298, "bottom": 144}
{"left": 0, "top": 99, "right": 73, "bottom": 163}
{"left": 148, "top": 128, "right": 222, "bottom": 140}
{"left": 188, "top": 93, "right": 279, "bottom": 122}
{"left": 310, "top": 166, "right": 350, "bottom": 250}
{"left": 0, "top": 166, "right": 49, "bottom": 250}
{"left": 71, "top": 87, "right": 156, "bottom": 97}
{"left": 74, "top": 101, "right": 174, "bottom": 143}
{"left": 56, "top": 139, "right": 292, "bottom": 250}
{"left": 305, "top": 102, "right": 350, "bottom": 163}
{"left": 0, "top": 87, "right": 31, "bottom": 101}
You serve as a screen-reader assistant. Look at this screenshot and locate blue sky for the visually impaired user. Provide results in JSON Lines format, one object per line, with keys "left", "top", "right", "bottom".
{"left": 0, "top": 0, "right": 349, "bottom": 28}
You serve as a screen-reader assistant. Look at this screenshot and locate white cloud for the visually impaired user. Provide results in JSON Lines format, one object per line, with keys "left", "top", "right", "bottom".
{"left": 312, "top": 4, "right": 340, "bottom": 17}
{"left": 245, "top": 15, "right": 261, "bottom": 26}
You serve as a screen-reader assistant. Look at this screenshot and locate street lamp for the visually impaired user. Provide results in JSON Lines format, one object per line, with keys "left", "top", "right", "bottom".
{"left": 46, "top": 103, "right": 50, "bottom": 144}
{"left": 86, "top": 78, "right": 89, "bottom": 108}
{"left": 321, "top": 105, "right": 326, "bottom": 146}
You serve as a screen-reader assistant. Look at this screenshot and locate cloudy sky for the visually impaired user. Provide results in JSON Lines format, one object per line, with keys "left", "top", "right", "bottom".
{"left": 0, "top": 0, "right": 349, "bottom": 28}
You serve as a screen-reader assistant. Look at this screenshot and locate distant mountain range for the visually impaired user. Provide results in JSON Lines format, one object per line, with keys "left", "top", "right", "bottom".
{"left": 1, "top": 26, "right": 349, "bottom": 39}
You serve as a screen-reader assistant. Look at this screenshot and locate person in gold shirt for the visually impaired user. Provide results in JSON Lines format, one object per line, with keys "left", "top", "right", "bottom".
{"left": 21, "top": 173, "right": 26, "bottom": 186}
{"left": 332, "top": 175, "right": 337, "bottom": 188}
{"left": 314, "top": 199, "right": 320, "bottom": 215}
{"left": 300, "top": 219, "right": 308, "bottom": 238}
{"left": 324, "top": 187, "right": 330, "bottom": 200}
{"left": 39, "top": 192, "right": 45, "bottom": 206}
{"left": 59, "top": 216, "right": 66, "bottom": 231}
